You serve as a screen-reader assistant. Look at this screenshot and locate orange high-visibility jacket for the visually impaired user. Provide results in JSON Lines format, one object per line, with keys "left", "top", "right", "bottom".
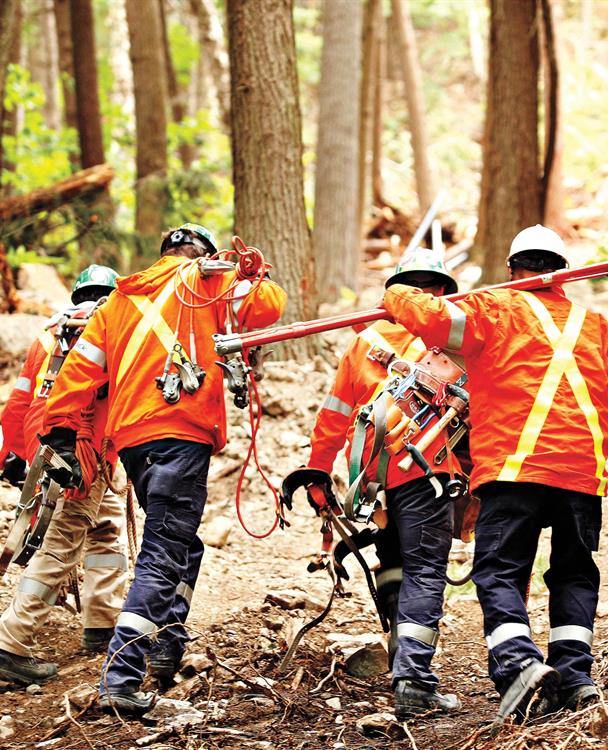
{"left": 43, "top": 255, "right": 287, "bottom": 453}
{"left": 384, "top": 283, "right": 608, "bottom": 496}
{"left": 309, "top": 319, "right": 460, "bottom": 490}
{"left": 0, "top": 323, "right": 109, "bottom": 465}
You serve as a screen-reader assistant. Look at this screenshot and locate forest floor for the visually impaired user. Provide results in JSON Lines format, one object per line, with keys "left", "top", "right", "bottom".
{"left": 2, "top": 268, "right": 608, "bottom": 750}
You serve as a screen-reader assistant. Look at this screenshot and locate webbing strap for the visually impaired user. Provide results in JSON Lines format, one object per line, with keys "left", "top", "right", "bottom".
{"left": 34, "top": 331, "right": 59, "bottom": 395}
{"left": 497, "top": 293, "right": 606, "bottom": 493}
{"left": 344, "top": 396, "right": 388, "bottom": 518}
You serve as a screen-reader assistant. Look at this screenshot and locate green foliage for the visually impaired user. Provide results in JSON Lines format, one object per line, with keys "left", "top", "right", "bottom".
{"left": 5, "top": 246, "right": 62, "bottom": 269}
{"left": 2, "top": 65, "right": 77, "bottom": 193}
{"left": 168, "top": 20, "right": 200, "bottom": 88}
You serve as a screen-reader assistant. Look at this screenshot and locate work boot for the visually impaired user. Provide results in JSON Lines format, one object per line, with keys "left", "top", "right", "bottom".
{"left": 148, "top": 646, "right": 182, "bottom": 685}
{"left": 0, "top": 648, "right": 58, "bottom": 685}
{"left": 533, "top": 683, "right": 599, "bottom": 718}
{"left": 495, "top": 661, "right": 560, "bottom": 725}
{"left": 394, "top": 679, "right": 461, "bottom": 719}
{"left": 561, "top": 684, "right": 599, "bottom": 711}
{"left": 81, "top": 627, "right": 114, "bottom": 653}
{"left": 99, "top": 690, "right": 156, "bottom": 715}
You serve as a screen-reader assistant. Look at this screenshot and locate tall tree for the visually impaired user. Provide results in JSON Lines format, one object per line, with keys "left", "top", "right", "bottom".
{"left": 126, "top": 0, "right": 168, "bottom": 259}
{"left": 474, "top": 0, "right": 541, "bottom": 284}
{"left": 313, "top": 0, "right": 363, "bottom": 302}
{"left": 358, "top": 0, "right": 382, "bottom": 238}
{"left": 227, "top": 0, "right": 315, "bottom": 357}
{"left": 69, "top": 0, "right": 104, "bottom": 167}
{"left": 391, "top": 0, "right": 436, "bottom": 214}
{"left": 53, "top": 0, "right": 78, "bottom": 133}
{"left": 189, "top": 0, "right": 230, "bottom": 129}
{"left": 27, "top": 0, "right": 60, "bottom": 131}
{"left": 158, "top": 0, "right": 195, "bottom": 169}
{"left": 371, "top": 7, "right": 386, "bottom": 208}
{"left": 0, "top": 0, "right": 21, "bottom": 188}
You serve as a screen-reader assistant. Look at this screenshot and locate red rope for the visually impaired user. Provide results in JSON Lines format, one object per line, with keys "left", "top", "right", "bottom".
{"left": 64, "top": 400, "right": 97, "bottom": 501}
{"left": 234, "top": 368, "right": 281, "bottom": 539}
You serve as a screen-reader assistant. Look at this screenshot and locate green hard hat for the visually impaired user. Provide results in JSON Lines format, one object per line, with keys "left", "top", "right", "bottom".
{"left": 71, "top": 264, "right": 119, "bottom": 305}
{"left": 386, "top": 247, "right": 458, "bottom": 295}
{"left": 161, "top": 223, "right": 218, "bottom": 256}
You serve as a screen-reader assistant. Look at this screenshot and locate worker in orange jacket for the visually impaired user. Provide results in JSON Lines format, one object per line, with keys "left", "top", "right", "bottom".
{"left": 0, "top": 266, "right": 128, "bottom": 686}
{"left": 381, "top": 225, "right": 608, "bottom": 722}
{"left": 310, "top": 248, "right": 462, "bottom": 718}
{"left": 41, "top": 223, "right": 287, "bottom": 714}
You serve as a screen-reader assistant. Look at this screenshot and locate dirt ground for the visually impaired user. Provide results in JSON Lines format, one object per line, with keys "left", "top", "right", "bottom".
{"left": 2, "top": 280, "right": 608, "bottom": 749}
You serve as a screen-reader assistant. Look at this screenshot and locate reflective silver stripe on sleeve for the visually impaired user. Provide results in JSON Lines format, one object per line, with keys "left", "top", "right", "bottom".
{"left": 116, "top": 611, "right": 157, "bottom": 636}
{"left": 549, "top": 625, "right": 593, "bottom": 647}
{"left": 18, "top": 577, "right": 58, "bottom": 606}
{"left": 397, "top": 623, "right": 439, "bottom": 648}
{"left": 322, "top": 395, "right": 353, "bottom": 418}
{"left": 375, "top": 567, "right": 402, "bottom": 589}
{"left": 444, "top": 299, "right": 466, "bottom": 352}
{"left": 73, "top": 338, "right": 106, "bottom": 368}
{"left": 486, "top": 622, "right": 531, "bottom": 650}
{"left": 176, "top": 582, "right": 194, "bottom": 604}
{"left": 14, "top": 376, "right": 32, "bottom": 392}
{"left": 84, "top": 553, "right": 128, "bottom": 571}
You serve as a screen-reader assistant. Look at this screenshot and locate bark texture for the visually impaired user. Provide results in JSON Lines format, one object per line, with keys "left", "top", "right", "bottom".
{"left": 126, "top": 0, "right": 168, "bottom": 256}
{"left": 53, "top": 0, "right": 78, "bottom": 132}
{"left": 313, "top": 0, "right": 363, "bottom": 302}
{"left": 189, "top": 0, "right": 230, "bottom": 128}
{"left": 0, "top": 0, "right": 21, "bottom": 187}
{"left": 69, "top": 0, "right": 104, "bottom": 167}
{"left": 228, "top": 0, "right": 315, "bottom": 357}
{"left": 474, "top": 0, "right": 541, "bottom": 285}
{"left": 391, "top": 0, "right": 436, "bottom": 214}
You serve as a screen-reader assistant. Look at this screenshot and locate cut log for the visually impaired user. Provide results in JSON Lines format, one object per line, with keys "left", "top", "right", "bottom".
{"left": 0, "top": 164, "right": 113, "bottom": 223}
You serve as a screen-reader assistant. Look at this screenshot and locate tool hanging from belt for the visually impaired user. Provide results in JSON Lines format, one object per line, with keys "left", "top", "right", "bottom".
{"left": 278, "top": 468, "right": 390, "bottom": 672}
{"left": 345, "top": 348, "right": 470, "bottom": 523}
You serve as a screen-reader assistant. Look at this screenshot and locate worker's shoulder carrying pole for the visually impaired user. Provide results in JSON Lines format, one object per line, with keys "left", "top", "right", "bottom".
{"left": 213, "top": 261, "right": 608, "bottom": 356}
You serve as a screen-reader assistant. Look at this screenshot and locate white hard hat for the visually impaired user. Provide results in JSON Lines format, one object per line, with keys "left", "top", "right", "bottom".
{"left": 386, "top": 246, "right": 458, "bottom": 294}
{"left": 508, "top": 224, "right": 569, "bottom": 268}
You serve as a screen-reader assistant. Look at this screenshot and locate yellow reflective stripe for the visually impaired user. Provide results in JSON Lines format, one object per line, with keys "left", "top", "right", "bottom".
{"left": 403, "top": 337, "right": 427, "bottom": 362}
{"left": 34, "top": 331, "right": 57, "bottom": 395}
{"left": 117, "top": 280, "right": 176, "bottom": 386}
{"left": 497, "top": 293, "right": 606, "bottom": 491}
{"left": 520, "top": 293, "right": 607, "bottom": 494}
{"left": 359, "top": 326, "right": 397, "bottom": 354}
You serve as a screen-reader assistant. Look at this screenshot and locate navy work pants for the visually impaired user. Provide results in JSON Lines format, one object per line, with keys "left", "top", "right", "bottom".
{"left": 473, "top": 481, "right": 601, "bottom": 695}
{"left": 379, "top": 475, "right": 453, "bottom": 689}
{"left": 99, "top": 438, "right": 211, "bottom": 695}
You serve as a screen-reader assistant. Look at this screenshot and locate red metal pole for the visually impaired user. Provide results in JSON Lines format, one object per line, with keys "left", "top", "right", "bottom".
{"left": 213, "top": 261, "right": 608, "bottom": 355}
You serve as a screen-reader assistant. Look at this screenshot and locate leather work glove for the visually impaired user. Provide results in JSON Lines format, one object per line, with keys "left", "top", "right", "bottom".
{"left": 38, "top": 427, "right": 82, "bottom": 489}
{"left": 0, "top": 452, "right": 27, "bottom": 487}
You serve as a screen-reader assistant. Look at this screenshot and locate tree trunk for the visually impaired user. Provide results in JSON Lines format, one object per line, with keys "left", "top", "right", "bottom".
{"left": 53, "top": 0, "right": 78, "bottom": 133}
{"left": 313, "top": 0, "right": 363, "bottom": 302}
{"left": 27, "top": 1, "right": 61, "bottom": 131}
{"left": 372, "top": 7, "right": 386, "bottom": 208}
{"left": 540, "top": 0, "right": 566, "bottom": 234}
{"left": 70, "top": 0, "right": 105, "bottom": 167}
{"left": 126, "top": 0, "right": 168, "bottom": 260}
{"left": 474, "top": 0, "right": 541, "bottom": 285}
{"left": 0, "top": 0, "right": 21, "bottom": 189}
{"left": 227, "top": 0, "right": 315, "bottom": 358}
{"left": 358, "top": 0, "right": 381, "bottom": 239}
{"left": 190, "top": 0, "right": 230, "bottom": 129}
{"left": 158, "top": 0, "right": 196, "bottom": 169}
{"left": 390, "top": 0, "right": 436, "bottom": 214}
